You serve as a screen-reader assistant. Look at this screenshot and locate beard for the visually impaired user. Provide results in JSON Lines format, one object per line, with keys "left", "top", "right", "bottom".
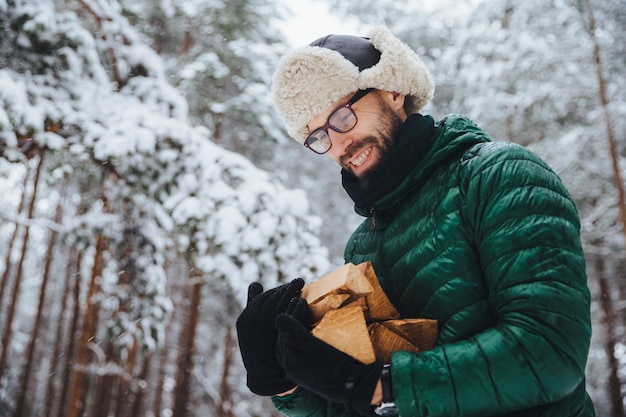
{"left": 340, "top": 99, "right": 405, "bottom": 178}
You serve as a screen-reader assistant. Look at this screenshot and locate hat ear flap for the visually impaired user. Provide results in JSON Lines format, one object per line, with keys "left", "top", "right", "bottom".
{"left": 272, "top": 47, "right": 360, "bottom": 143}
{"left": 360, "top": 26, "right": 434, "bottom": 114}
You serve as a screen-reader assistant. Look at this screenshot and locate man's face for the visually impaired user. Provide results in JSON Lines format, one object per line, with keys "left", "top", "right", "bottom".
{"left": 307, "top": 90, "right": 407, "bottom": 179}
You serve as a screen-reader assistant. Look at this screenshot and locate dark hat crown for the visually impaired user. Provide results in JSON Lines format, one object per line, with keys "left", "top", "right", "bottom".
{"left": 309, "top": 35, "right": 381, "bottom": 72}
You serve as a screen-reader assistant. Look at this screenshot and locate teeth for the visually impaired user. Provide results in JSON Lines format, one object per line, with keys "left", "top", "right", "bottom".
{"left": 351, "top": 147, "right": 372, "bottom": 167}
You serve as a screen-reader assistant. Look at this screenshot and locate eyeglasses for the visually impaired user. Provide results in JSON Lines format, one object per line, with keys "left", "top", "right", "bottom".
{"left": 304, "top": 88, "right": 374, "bottom": 154}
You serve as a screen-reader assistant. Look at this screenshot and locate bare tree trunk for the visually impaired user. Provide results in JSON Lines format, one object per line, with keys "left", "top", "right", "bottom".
{"left": 581, "top": 0, "right": 626, "bottom": 243}
{"left": 130, "top": 352, "right": 153, "bottom": 417}
{"left": 44, "top": 247, "right": 79, "bottom": 417}
{"left": 173, "top": 265, "right": 202, "bottom": 417}
{"left": 56, "top": 250, "right": 84, "bottom": 417}
{"left": 153, "top": 335, "right": 171, "bottom": 416}
{"left": 595, "top": 256, "right": 625, "bottom": 417}
{"left": 66, "top": 196, "right": 109, "bottom": 417}
{"left": 114, "top": 339, "right": 139, "bottom": 417}
{"left": 580, "top": 2, "right": 626, "bottom": 412}
{"left": 0, "top": 156, "right": 44, "bottom": 387}
{"left": 93, "top": 342, "right": 117, "bottom": 417}
{"left": 0, "top": 174, "right": 28, "bottom": 312}
{"left": 505, "top": 113, "right": 514, "bottom": 143}
{"left": 217, "top": 327, "right": 235, "bottom": 417}
{"left": 96, "top": 373, "right": 116, "bottom": 417}
{"left": 14, "top": 179, "right": 66, "bottom": 417}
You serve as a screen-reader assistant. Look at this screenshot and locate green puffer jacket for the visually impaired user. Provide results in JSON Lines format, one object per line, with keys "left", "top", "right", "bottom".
{"left": 273, "top": 114, "right": 594, "bottom": 417}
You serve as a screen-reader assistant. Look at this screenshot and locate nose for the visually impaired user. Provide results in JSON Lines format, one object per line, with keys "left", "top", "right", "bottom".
{"left": 326, "top": 130, "right": 353, "bottom": 161}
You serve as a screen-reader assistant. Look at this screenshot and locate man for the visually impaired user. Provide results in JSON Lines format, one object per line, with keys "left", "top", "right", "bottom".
{"left": 236, "top": 26, "right": 595, "bottom": 417}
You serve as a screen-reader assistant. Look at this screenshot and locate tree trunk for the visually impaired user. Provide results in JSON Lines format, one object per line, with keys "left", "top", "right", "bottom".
{"left": 66, "top": 191, "right": 109, "bottom": 417}
{"left": 595, "top": 256, "right": 625, "bottom": 417}
{"left": 505, "top": 113, "right": 514, "bottom": 143}
{"left": 57, "top": 249, "right": 84, "bottom": 417}
{"left": 44, "top": 247, "right": 79, "bottom": 417}
{"left": 93, "top": 342, "right": 118, "bottom": 417}
{"left": 172, "top": 265, "right": 203, "bottom": 417}
{"left": 217, "top": 327, "right": 235, "bottom": 417}
{"left": 153, "top": 333, "right": 171, "bottom": 416}
{"left": 0, "top": 155, "right": 44, "bottom": 387}
{"left": 96, "top": 373, "right": 116, "bottom": 417}
{"left": 130, "top": 352, "right": 153, "bottom": 417}
{"left": 114, "top": 339, "right": 139, "bottom": 417}
{"left": 0, "top": 174, "right": 28, "bottom": 312}
{"left": 14, "top": 179, "right": 66, "bottom": 417}
{"left": 582, "top": 0, "right": 626, "bottom": 243}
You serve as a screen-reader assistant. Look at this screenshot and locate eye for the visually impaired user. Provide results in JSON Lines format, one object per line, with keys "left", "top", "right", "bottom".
{"left": 329, "top": 107, "right": 357, "bottom": 132}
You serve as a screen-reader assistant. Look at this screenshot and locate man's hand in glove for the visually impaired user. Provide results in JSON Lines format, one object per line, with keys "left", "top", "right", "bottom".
{"left": 236, "top": 278, "right": 305, "bottom": 396}
{"left": 275, "top": 298, "right": 383, "bottom": 416}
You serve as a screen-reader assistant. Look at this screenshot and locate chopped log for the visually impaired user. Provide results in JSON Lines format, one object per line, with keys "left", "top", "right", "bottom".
{"left": 304, "top": 262, "right": 438, "bottom": 364}
{"left": 381, "top": 319, "right": 438, "bottom": 352}
{"left": 311, "top": 306, "right": 376, "bottom": 364}
{"left": 302, "top": 263, "right": 373, "bottom": 304}
{"left": 342, "top": 296, "right": 368, "bottom": 311}
{"left": 309, "top": 293, "right": 350, "bottom": 323}
{"left": 368, "top": 322, "right": 419, "bottom": 363}
{"left": 355, "top": 262, "right": 400, "bottom": 321}
{"left": 302, "top": 263, "right": 373, "bottom": 322}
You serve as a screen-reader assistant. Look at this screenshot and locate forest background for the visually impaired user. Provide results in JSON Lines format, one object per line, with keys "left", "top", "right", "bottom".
{"left": 0, "top": 0, "right": 624, "bottom": 416}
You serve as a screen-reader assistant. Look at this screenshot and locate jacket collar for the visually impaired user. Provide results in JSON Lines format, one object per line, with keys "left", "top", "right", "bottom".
{"left": 342, "top": 114, "right": 490, "bottom": 219}
{"left": 342, "top": 113, "right": 438, "bottom": 215}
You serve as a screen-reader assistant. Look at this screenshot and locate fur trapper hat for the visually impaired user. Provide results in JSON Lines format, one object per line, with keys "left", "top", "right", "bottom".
{"left": 272, "top": 26, "right": 435, "bottom": 144}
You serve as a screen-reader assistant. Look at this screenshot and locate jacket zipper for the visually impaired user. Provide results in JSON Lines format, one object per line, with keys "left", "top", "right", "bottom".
{"left": 370, "top": 207, "right": 376, "bottom": 229}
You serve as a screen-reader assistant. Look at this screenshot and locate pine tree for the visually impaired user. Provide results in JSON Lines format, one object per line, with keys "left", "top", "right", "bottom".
{"left": 0, "top": 1, "right": 329, "bottom": 415}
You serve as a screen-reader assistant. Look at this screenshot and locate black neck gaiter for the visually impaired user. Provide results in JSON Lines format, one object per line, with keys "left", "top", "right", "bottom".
{"left": 342, "top": 113, "right": 440, "bottom": 210}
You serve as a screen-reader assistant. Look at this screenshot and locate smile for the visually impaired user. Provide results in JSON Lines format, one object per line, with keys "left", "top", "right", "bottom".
{"left": 350, "top": 146, "right": 373, "bottom": 167}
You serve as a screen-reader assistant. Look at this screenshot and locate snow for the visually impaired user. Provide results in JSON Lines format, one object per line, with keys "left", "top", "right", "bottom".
{"left": 0, "top": 0, "right": 330, "bottom": 361}
{"left": 1, "top": 1, "right": 623, "bottom": 414}
{"left": 0, "top": 72, "right": 44, "bottom": 136}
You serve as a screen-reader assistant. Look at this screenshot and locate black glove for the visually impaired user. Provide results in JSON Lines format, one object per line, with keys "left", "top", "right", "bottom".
{"left": 275, "top": 299, "right": 383, "bottom": 416}
{"left": 236, "top": 278, "right": 305, "bottom": 395}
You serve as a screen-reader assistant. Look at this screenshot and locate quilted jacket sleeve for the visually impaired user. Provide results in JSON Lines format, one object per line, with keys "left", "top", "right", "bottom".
{"left": 391, "top": 142, "right": 591, "bottom": 417}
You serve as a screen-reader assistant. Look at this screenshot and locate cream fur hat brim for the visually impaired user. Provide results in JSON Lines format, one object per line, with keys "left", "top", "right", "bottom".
{"left": 272, "top": 26, "right": 435, "bottom": 144}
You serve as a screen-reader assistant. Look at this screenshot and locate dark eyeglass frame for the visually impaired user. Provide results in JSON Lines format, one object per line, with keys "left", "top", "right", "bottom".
{"left": 304, "top": 88, "right": 374, "bottom": 154}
